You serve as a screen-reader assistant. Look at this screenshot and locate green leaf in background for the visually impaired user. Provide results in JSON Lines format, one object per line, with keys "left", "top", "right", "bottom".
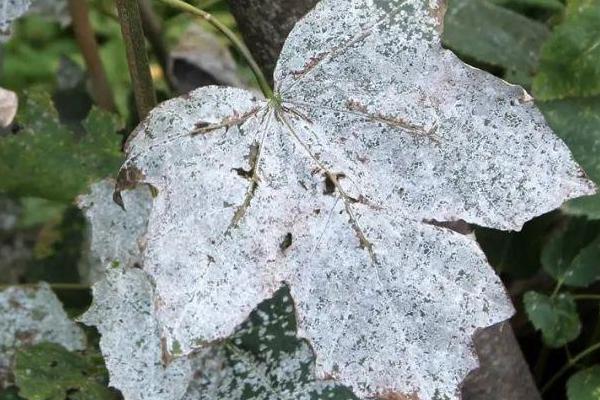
{"left": 14, "top": 343, "right": 116, "bottom": 400}
{"left": 568, "top": 235, "right": 600, "bottom": 286}
{"left": 443, "top": 0, "right": 549, "bottom": 86}
{"left": 493, "top": 0, "right": 565, "bottom": 12}
{"left": 475, "top": 212, "right": 558, "bottom": 279}
{"left": 0, "top": 388, "right": 24, "bottom": 400}
{"left": 523, "top": 291, "right": 581, "bottom": 347}
{"left": 541, "top": 218, "right": 600, "bottom": 286}
{"left": 189, "top": 287, "right": 358, "bottom": 399}
{"left": 532, "top": 0, "right": 600, "bottom": 100}
{"left": 567, "top": 365, "right": 600, "bottom": 400}
{"left": 539, "top": 97, "right": 600, "bottom": 218}
{"left": 0, "top": 91, "right": 123, "bottom": 202}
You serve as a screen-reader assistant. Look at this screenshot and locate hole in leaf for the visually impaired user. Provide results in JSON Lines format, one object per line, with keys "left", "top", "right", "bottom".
{"left": 324, "top": 173, "right": 346, "bottom": 195}
{"left": 280, "top": 233, "right": 293, "bottom": 252}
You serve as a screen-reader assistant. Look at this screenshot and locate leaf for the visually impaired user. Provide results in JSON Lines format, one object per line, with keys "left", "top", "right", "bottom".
{"left": 523, "top": 291, "right": 581, "bottom": 347}
{"left": 0, "top": 87, "right": 18, "bottom": 128}
{"left": 567, "top": 365, "right": 600, "bottom": 400}
{"left": 14, "top": 343, "right": 116, "bottom": 400}
{"left": 77, "top": 179, "right": 153, "bottom": 284}
{"left": 541, "top": 217, "right": 600, "bottom": 286}
{"left": 539, "top": 97, "right": 600, "bottom": 218}
{"left": 568, "top": 236, "right": 600, "bottom": 286}
{"left": 0, "top": 0, "right": 30, "bottom": 42}
{"left": 76, "top": 179, "right": 359, "bottom": 400}
{"left": 169, "top": 24, "right": 245, "bottom": 94}
{"left": 0, "top": 91, "right": 123, "bottom": 202}
{"left": 186, "top": 287, "right": 358, "bottom": 400}
{"left": 79, "top": 266, "right": 191, "bottom": 400}
{"left": 116, "top": 0, "right": 595, "bottom": 398}
{"left": 0, "top": 283, "right": 86, "bottom": 387}
{"left": 532, "top": 0, "right": 600, "bottom": 100}
{"left": 493, "top": 0, "right": 565, "bottom": 11}
{"left": 475, "top": 212, "right": 558, "bottom": 279}
{"left": 443, "top": 0, "right": 550, "bottom": 85}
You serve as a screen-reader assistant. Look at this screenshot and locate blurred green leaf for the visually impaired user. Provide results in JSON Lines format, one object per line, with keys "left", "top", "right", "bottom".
{"left": 539, "top": 97, "right": 600, "bottom": 218}
{"left": 567, "top": 365, "right": 600, "bottom": 400}
{"left": 541, "top": 218, "right": 600, "bottom": 285}
{"left": 1, "top": 16, "right": 79, "bottom": 92}
{"left": 568, "top": 236, "right": 600, "bottom": 286}
{"left": 443, "top": 0, "right": 549, "bottom": 85}
{"left": 524, "top": 291, "right": 581, "bottom": 347}
{"left": 493, "top": 0, "right": 565, "bottom": 11}
{"left": 0, "top": 387, "right": 24, "bottom": 400}
{"left": 189, "top": 287, "right": 358, "bottom": 399}
{"left": 475, "top": 212, "right": 558, "bottom": 278}
{"left": 533, "top": 0, "right": 600, "bottom": 100}
{"left": 0, "top": 91, "right": 123, "bottom": 202}
{"left": 14, "top": 343, "right": 115, "bottom": 400}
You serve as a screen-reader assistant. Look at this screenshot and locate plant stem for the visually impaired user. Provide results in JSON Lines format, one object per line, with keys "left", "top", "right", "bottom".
{"left": 0, "top": 283, "right": 90, "bottom": 291}
{"left": 115, "top": 0, "right": 157, "bottom": 119}
{"left": 67, "top": 0, "right": 116, "bottom": 111}
{"left": 573, "top": 294, "right": 600, "bottom": 301}
{"left": 542, "top": 342, "right": 600, "bottom": 393}
{"left": 155, "top": 0, "right": 274, "bottom": 99}
{"left": 139, "top": 0, "right": 175, "bottom": 90}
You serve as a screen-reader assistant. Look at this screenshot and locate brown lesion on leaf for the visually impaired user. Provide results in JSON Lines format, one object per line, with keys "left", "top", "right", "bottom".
{"left": 113, "top": 165, "right": 147, "bottom": 210}
{"left": 287, "top": 15, "right": 383, "bottom": 84}
{"left": 192, "top": 106, "right": 261, "bottom": 136}
{"left": 279, "top": 232, "right": 293, "bottom": 253}
{"left": 346, "top": 99, "right": 440, "bottom": 143}
{"left": 276, "top": 109, "right": 378, "bottom": 263}
{"left": 228, "top": 143, "right": 262, "bottom": 231}
{"left": 325, "top": 172, "right": 377, "bottom": 263}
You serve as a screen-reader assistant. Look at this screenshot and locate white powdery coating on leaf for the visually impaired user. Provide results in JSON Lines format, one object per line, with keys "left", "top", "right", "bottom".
{"left": 78, "top": 179, "right": 153, "bottom": 284}
{"left": 0, "top": 0, "right": 30, "bottom": 41}
{"left": 0, "top": 283, "right": 86, "bottom": 386}
{"left": 118, "top": 0, "right": 595, "bottom": 399}
{"left": 79, "top": 268, "right": 191, "bottom": 400}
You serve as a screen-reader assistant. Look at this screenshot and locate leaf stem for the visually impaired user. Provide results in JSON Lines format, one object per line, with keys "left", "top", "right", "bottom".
{"left": 573, "top": 294, "right": 600, "bottom": 301}
{"left": 67, "top": 0, "right": 116, "bottom": 111}
{"left": 155, "top": 0, "right": 274, "bottom": 99}
{"left": 115, "top": 0, "right": 158, "bottom": 119}
{"left": 139, "top": 0, "right": 175, "bottom": 90}
{"left": 541, "top": 342, "right": 600, "bottom": 393}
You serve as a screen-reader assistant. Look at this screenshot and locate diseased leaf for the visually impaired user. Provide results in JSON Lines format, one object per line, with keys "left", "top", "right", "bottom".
{"left": 115, "top": 0, "right": 595, "bottom": 398}
{"left": 82, "top": 266, "right": 357, "bottom": 400}
{"left": 567, "top": 365, "right": 600, "bottom": 400}
{"left": 523, "top": 291, "right": 581, "bottom": 348}
{"left": 77, "top": 180, "right": 153, "bottom": 284}
{"left": 0, "top": 0, "right": 30, "bottom": 42}
{"left": 80, "top": 268, "right": 192, "bottom": 400}
{"left": 0, "top": 283, "right": 86, "bottom": 387}
{"left": 539, "top": 97, "right": 600, "bottom": 218}
{"left": 0, "top": 91, "right": 123, "bottom": 202}
{"left": 0, "top": 87, "right": 18, "bottom": 128}
{"left": 76, "top": 179, "right": 357, "bottom": 400}
{"left": 14, "top": 343, "right": 116, "bottom": 400}
{"left": 532, "top": 0, "right": 600, "bottom": 100}
{"left": 443, "top": 0, "right": 549, "bottom": 85}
